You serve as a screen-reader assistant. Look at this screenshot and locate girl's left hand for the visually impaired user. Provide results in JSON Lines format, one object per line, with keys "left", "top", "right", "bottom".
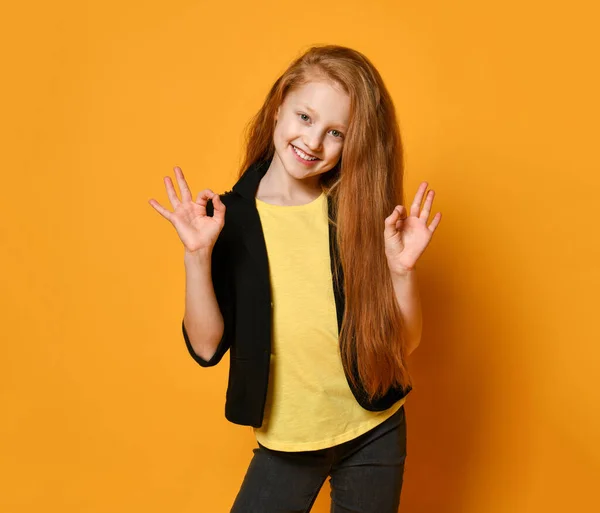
{"left": 384, "top": 181, "right": 442, "bottom": 276}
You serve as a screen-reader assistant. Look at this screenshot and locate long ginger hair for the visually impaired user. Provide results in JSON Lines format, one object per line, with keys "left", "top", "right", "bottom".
{"left": 237, "top": 44, "right": 412, "bottom": 401}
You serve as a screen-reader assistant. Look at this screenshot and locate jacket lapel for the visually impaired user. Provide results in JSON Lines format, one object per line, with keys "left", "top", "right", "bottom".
{"left": 231, "top": 159, "right": 272, "bottom": 274}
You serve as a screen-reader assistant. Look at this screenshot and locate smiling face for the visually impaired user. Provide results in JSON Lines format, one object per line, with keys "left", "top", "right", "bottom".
{"left": 271, "top": 79, "right": 351, "bottom": 185}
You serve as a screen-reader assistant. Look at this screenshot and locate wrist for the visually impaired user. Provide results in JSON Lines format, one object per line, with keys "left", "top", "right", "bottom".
{"left": 389, "top": 265, "right": 416, "bottom": 279}
{"left": 184, "top": 247, "right": 212, "bottom": 264}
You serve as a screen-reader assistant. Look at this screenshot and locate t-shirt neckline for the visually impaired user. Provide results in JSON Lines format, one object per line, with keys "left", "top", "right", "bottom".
{"left": 255, "top": 190, "right": 325, "bottom": 209}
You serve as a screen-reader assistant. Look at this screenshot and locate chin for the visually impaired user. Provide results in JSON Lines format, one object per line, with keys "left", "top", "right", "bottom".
{"left": 285, "top": 165, "right": 317, "bottom": 181}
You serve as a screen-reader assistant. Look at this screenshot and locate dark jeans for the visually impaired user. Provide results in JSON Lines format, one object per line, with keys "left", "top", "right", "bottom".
{"left": 230, "top": 404, "right": 407, "bottom": 513}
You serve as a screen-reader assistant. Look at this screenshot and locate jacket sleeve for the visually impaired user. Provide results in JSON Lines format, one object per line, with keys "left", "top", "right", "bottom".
{"left": 182, "top": 196, "right": 234, "bottom": 367}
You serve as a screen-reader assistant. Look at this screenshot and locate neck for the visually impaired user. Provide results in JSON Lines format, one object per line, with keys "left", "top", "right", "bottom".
{"left": 256, "top": 154, "right": 322, "bottom": 205}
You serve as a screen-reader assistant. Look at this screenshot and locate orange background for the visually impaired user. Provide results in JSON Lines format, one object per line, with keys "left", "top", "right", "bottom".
{"left": 2, "top": 1, "right": 599, "bottom": 511}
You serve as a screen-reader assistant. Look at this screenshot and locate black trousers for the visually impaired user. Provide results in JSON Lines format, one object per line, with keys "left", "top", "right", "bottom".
{"left": 230, "top": 404, "right": 407, "bottom": 513}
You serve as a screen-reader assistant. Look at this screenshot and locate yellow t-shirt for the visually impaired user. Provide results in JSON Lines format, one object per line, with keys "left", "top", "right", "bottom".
{"left": 253, "top": 190, "right": 407, "bottom": 452}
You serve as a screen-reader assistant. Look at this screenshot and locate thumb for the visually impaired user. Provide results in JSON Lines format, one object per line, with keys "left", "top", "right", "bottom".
{"left": 384, "top": 205, "right": 405, "bottom": 238}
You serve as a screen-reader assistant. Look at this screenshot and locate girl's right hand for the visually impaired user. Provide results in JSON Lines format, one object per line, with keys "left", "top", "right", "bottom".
{"left": 148, "top": 166, "right": 226, "bottom": 253}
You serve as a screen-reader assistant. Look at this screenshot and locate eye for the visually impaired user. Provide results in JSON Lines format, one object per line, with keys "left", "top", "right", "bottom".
{"left": 298, "top": 112, "right": 344, "bottom": 139}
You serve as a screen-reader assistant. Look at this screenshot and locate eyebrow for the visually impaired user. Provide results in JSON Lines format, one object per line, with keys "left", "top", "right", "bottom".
{"left": 301, "top": 104, "right": 347, "bottom": 131}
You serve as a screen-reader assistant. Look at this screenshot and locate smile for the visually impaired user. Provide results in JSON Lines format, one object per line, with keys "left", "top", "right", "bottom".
{"left": 291, "top": 144, "right": 319, "bottom": 161}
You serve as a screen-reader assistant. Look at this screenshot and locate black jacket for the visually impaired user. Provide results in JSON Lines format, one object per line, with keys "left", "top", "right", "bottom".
{"left": 182, "top": 158, "right": 412, "bottom": 427}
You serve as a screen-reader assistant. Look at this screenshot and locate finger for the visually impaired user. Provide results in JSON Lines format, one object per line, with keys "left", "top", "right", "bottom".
{"left": 428, "top": 212, "right": 442, "bottom": 233}
{"left": 194, "top": 189, "right": 217, "bottom": 215}
{"left": 397, "top": 204, "right": 407, "bottom": 220}
{"left": 384, "top": 206, "right": 403, "bottom": 237}
{"left": 386, "top": 205, "right": 405, "bottom": 220}
{"left": 420, "top": 190, "right": 434, "bottom": 221}
{"left": 211, "top": 193, "right": 226, "bottom": 224}
{"left": 174, "top": 166, "right": 193, "bottom": 203}
{"left": 148, "top": 198, "right": 173, "bottom": 222}
{"left": 164, "top": 175, "right": 181, "bottom": 209}
{"left": 384, "top": 206, "right": 401, "bottom": 223}
{"left": 395, "top": 205, "right": 407, "bottom": 230}
{"left": 410, "top": 182, "right": 428, "bottom": 217}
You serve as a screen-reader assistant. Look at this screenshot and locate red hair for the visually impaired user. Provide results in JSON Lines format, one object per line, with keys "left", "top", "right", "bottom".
{"left": 238, "top": 44, "right": 412, "bottom": 401}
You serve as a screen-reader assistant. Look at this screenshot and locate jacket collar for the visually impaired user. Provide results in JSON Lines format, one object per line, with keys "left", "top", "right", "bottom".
{"left": 232, "top": 158, "right": 271, "bottom": 200}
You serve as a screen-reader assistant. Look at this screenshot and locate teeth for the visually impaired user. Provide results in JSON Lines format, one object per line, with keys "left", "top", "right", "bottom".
{"left": 292, "top": 145, "right": 317, "bottom": 161}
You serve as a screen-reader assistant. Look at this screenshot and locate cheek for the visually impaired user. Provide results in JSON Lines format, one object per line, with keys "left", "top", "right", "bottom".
{"left": 326, "top": 143, "right": 343, "bottom": 161}
{"left": 274, "top": 122, "right": 294, "bottom": 144}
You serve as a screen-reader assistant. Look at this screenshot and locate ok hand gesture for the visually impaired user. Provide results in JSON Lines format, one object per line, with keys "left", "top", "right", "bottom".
{"left": 148, "top": 166, "right": 226, "bottom": 253}
{"left": 384, "top": 182, "right": 442, "bottom": 276}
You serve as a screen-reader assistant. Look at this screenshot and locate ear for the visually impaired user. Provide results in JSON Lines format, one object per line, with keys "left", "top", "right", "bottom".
{"left": 274, "top": 105, "right": 281, "bottom": 123}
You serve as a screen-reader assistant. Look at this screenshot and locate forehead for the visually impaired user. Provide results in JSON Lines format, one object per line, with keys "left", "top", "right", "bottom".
{"left": 285, "top": 80, "right": 350, "bottom": 127}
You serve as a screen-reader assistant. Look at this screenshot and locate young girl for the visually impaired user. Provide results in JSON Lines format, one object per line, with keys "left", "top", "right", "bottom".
{"left": 149, "top": 44, "right": 441, "bottom": 513}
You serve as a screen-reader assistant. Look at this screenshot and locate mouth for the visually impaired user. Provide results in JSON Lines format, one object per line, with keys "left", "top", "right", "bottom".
{"left": 291, "top": 144, "right": 320, "bottom": 161}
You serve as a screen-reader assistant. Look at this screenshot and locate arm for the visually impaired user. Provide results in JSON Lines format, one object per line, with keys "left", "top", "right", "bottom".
{"left": 390, "top": 268, "right": 423, "bottom": 356}
{"left": 182, "top": 247, "right": 225, "bottom": 364}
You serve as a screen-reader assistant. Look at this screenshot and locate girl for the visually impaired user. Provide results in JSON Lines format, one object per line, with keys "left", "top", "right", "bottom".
{"left": 149, "top": 44, "right": 441, "bottom": 513}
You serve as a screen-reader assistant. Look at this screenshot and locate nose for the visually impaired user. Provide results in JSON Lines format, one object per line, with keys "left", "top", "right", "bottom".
{"left": 303, "top": 127, "right": 324, "bottom": 154}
